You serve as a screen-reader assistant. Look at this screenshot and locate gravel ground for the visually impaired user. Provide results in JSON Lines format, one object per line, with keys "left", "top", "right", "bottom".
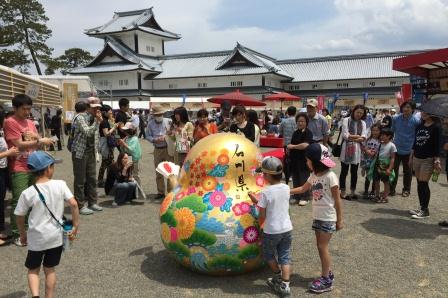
{"left": 1, "top": 140, "right": 448, "bottom": 298}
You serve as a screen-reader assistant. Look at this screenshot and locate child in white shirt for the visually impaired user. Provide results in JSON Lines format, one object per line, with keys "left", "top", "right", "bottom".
{"left": 14, "top": 151, "right": 79, "bottom": 298}
{"left": 291, "top": 143, "right": 344, "bottom": 293}
{"left": 249, "top": 156, "right": 293, "bottom": 297}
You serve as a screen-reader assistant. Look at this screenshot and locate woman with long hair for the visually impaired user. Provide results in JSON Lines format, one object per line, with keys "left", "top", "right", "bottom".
{"left": 172, "top": 106, "right": 194, "bottom": 166}
{"left": 339, "top": 104, "right": 367, "bottom": 200}
{"left": 230, "top": 105, "right": 255, "bottom": 142}
{"left": 98, "top": 105, "right": 118, "bottom": 187}
{"left": 246, "top": 109, "right": 261, "bottom": 147}
{"left": 105, "top": 152, "right": 137, "bottom": 206}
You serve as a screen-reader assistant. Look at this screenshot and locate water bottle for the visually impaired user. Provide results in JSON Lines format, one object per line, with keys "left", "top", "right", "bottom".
{"left": 62, "top": 223, "right": 73, "bottom": 251}
{"left": 431, "top": 170, "right": 439, "bottom": 182}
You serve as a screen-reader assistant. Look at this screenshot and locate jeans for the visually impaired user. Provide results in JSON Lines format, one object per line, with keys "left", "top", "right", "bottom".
{"left": 391, "top": 153, "right": 412, "bottom": 193}
{"left": 339, "top": 162, "right": 359, "bottom": 192}
{"left": 72, "top": 149, "right": 97, "bottom": 207}
{"left": 262, "top": 231, "right": 292, "bottom": 265}
{"left": 0, "top": 168, "right": 9, "bottom": 232}
{"left": 292, "top": 167, "right": 310, "bottom": 200}
{"left": 113, "top": 182, "right": 137, "bottom": 204}
{"left": 10, "top": 172, "right": 34, "bottom": 236}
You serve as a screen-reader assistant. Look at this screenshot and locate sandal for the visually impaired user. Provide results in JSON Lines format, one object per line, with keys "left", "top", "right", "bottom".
{"left": 0, "top": 239, "right": 6, "bottom": 246}
{"left": 376, "top": 197, "right": 389, "bottom": 203}
{"left": 402, "top": 191, "right": 410, "bottom": 197}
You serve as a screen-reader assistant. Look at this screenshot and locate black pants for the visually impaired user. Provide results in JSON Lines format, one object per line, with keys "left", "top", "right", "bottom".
{"left": 98, "top": 149, "right": 114, "bottom": 183}
{"left": 138, "top": 128, "right": 146, "bottom": 139}
{"left": 364, "top": 178, "right": 375, "bottom": 194}
{"left": 391, "top": 153, "right": 412, "bottom": 193}
{"left": 49, "top": 129, "right": 62, "bottom": 151}
{"left": 0, "top": 168, "right": 8, "bottom": 231}
{"left": 339, "top": 162, "right": 359, "bottom": 192}
{"left": 417, "top": 180, "right": 430, "bottom": 210}
{"left": 292, "top": 168, "right": 310, "bottom": 200}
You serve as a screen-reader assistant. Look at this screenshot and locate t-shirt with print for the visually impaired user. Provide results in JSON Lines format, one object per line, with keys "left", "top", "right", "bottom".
{"left": 378, "top": 142, "right": 397, "bottom": 159}
{"left": 257, "top": 183, "right": 293, "bottom": 234}
{"left": 14, "top": 180, "right": 73, "bottom": 251}
{"left": 307, "top": 171, "right": 339, "bottom": 221}
{"left": 413, "top": 123, "right": 440, "bottom": 159}
{"left": 3, "top": 116, "right": 37, "bottom": 172}
{"left": 362, "top": 138, "right": 380, "bottom": 167}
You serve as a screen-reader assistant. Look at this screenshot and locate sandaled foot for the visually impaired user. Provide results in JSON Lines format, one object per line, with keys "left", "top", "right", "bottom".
{"left": 376, "top": 197, "right": 389, "bottom": 203}
{"left": 402, "top": 190, "right": 410, "bottom": 197}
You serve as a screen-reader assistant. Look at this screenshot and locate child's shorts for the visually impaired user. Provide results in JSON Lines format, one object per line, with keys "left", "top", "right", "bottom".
{"left": 262, "top": 231, "right": 292, "bottom": 265}
{"left": 312, "top": 220, "right": 336, "bottom": 233}
{"left": 373, "top": 173, "right": 390, "bottom": 183}
{"left": 25, "top": 246, "right": 63, "bottom": 269}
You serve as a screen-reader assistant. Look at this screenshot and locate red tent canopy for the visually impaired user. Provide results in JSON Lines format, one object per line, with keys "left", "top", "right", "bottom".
{"left": 264, "top": 92, "right": 301, "bottom": 101}
{"left": 392, "top": 48, "right": 448, "bottom": 78}
{"left": 207, "top": 89, "right": 266, "bottom": 107}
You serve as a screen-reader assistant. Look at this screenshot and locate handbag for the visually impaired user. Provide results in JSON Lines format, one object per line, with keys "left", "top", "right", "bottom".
{"left": 175, "top": 136, "right": 190, "bottom": 153}
{"left": 332, "top": 129, "right": 344, "bottom": 157}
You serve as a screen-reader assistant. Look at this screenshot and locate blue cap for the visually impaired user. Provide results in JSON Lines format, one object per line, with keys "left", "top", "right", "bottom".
{"left": 27, "top": 151, "right": 61, "bottom": 172}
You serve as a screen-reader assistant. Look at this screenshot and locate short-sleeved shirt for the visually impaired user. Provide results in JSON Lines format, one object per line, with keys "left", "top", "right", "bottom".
{"left": 125, "top": 136, "right": 142, "bottom": 162}
{"left": 257, "top": 183, "right": 293, "bottom": 234}
{"left": 379, "top": 142, "right": 397, "bottom": 159}
{"left": 307, "top": 171, "right": 339, "bottom": 221}
{"left": 279, "top": 117, "right": 297, "bottom": 146}
{"left": 413, "top": 123, "right": 440, "bottom": 159}
{"left": 230, "top": 122, "right": 255, "bottom": 142}
{"left": 381, "top": 115, "right": 392, "bottom": 129}
{"left": 99, "top": 119, "right": 111, "bottom": 137}
{"left": 289, "top": 128, "right": 313, "bottom": 170}
{"left": 3, "top": 116, "right": 38, "bottom": 173}
{"left": 392, "top": 114, "right": 421, "bottom": 155}
{"left": 0, "top": 130, "right": 8, "bottom": 168}
{"left": 14, "top": 180, "right": 73, "bottom": 251}
{"left": 307, "top": 113, "right": 329, "bottom": 142}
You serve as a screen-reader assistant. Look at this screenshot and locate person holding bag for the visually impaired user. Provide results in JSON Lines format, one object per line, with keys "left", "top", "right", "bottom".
{"left": 171, "top": 107, "right": 193, "bottom": 167}
{"left": 338, "top": 105, "right": 367, "bottom": 200}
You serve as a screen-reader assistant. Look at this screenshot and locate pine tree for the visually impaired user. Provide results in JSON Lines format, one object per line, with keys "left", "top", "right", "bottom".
{"left": 0, "top": 0, "right": 53, "bottom": 74}
{"left": 44, "top": 48, "right": 93, "bottom": 75}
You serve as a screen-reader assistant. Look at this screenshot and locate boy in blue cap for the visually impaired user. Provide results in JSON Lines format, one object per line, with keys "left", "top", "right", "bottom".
{"left": 14, "top": 151, "right": 79, "bottom": 298}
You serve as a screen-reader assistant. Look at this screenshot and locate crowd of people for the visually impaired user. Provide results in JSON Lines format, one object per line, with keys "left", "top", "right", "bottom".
{"left": 1, "top": 93, "right": 448, "bottom": 297}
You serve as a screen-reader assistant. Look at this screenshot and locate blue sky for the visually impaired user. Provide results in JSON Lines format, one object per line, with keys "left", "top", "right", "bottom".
{"left": 40, "top": 0, "right": 448, "bottom": 59}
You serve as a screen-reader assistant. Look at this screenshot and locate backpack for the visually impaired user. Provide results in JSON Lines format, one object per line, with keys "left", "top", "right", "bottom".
{"left": 67, "top": 114, "right": 80, "bottom": 152}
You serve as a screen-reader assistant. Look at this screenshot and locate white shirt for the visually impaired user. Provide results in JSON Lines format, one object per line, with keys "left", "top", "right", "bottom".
{"left": 0, "top": 131, "right": 8, "bottom": 168}
{"left": 340, "top": 117, "right": 367, "bottom": 164}
{"left": 131, "top": 114, "right": 140, "bottom": 128}
{"left": 254, "top": 125, "right": 260, "bottom": 147}
{"left": 257, "top": 183, "right": 293, "bottom": 234}
{"left": 307, "top": 171, "right": 339, "bottom": 221}
{"left": 14, "top": 180, "right": 73, "bottom": 251}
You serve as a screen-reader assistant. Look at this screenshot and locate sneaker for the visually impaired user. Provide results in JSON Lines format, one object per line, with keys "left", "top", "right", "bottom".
{"left": 289, "top": 198, "right": 298, "bottom": 205}
{"left": 411, "top": 209, "right": 429, "bottom": 219}
{"left": 298, "top": 200, "right": 309, "bottom": 206}
{"left": 309, "top": 276, "right": 333, "bottom": 293}
{"left": 329, "top": 271, "right": 335, "bottom": 281}
{"left": 409, "top": 208, "right": 421, "bottom": 216}
{"left": 266, "top": 275, "right": 282, "bottom": 289}
{"left": 14, "top": 238, "right": 26, "bottom": 247}
{"left": 273, "top": 281, "right": 291, "bottom": 296}
{"left": 368, "top": 192, "right": 376, "bottom": 200}
{"left": 438, "top": 220, "right": 448, "bottom": 229}
{"left": 89, "top": 204, "right": 103, "bottom": 212}
{"left": 79, "top": 206, "right": 94, "bottom": 215}
{"left": 111, "top": 202, "right": 118, "bottom": 207}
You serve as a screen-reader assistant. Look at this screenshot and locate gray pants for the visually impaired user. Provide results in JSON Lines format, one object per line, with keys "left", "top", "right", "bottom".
{"left": 72, "top": 149, "right": 97, "bottom": 207}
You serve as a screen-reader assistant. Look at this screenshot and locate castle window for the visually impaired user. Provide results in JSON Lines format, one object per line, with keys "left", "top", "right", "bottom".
{"left": 98, "top": 80, "right": 109, "bottom": 87}
{"left": 312, "top": 84, "right": 318, "bottom": 89}
{"left": 151, "top": 46, "right": 155, "bottom": 52}
{"left": 197, "top": 82, "right": 207, "bottom": 88}
{"left": 230, "top": 81, "right": 243, "bottom": 87}
{"left": 168, "top": 83, "right": 177, "bottom": 89}
{"left": 369, "top": 81, "right": 376, "bottom": 87}
{"left": 119, "top": 79, "right": 129, "bottom": 86}
{"left": 294, "top": 85, "right": 300, "bottom": 90}
{"left": 390, "top": 81, "right": 397, "bottom": 86}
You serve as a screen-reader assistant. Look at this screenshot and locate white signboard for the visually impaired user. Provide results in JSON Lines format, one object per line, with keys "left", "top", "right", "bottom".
{"left": 25, "top": 83, "right": 40, "bottom": 99}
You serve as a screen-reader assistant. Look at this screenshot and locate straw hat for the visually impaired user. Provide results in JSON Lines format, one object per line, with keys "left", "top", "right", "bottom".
{"left": 151, "top": 105, "right": 166, "bottom": 115}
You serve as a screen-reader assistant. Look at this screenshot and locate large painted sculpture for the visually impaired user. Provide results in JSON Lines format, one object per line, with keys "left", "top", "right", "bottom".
{"left": 158, "top": 133, "right": 265, "bottom": 275}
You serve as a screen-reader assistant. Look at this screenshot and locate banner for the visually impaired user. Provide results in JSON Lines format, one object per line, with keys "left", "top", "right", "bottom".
{"left": 395, "top": 91, "right": 404, "bottom": 106}
{"left": 401, "top": 83, "right": 412, "bottom": 102}
{"left": 317, "top": 96, "right": 325, "bottom": 111}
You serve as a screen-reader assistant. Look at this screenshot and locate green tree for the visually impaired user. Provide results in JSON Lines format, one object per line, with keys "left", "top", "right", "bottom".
{"left": 43, "top": 48, "right": 93, "bottom": 75}
{"left": 0, "top": 0, "right": 53, "bottom": 74}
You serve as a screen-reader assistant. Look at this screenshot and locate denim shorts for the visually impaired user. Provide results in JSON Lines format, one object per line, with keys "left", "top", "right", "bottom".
{"left": 312, "top": 220, "right": 336, "bottom": 233}
{"left": 262, "top": 231, "right": 292, "bottom": 265}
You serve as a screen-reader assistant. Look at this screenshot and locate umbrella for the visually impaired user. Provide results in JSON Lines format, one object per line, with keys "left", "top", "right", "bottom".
{"left": 264, "top": 92, "right": 301, "bottom": 111}
{"left": 207, "top": 89, "right": 266, "bottom": 107}
{"left": 418, "top": 96, "right": 448, "bottom": 118}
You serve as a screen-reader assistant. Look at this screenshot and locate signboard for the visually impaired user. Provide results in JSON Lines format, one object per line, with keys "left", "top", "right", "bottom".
{"left": 63, "top": 83, "right": 78, "bottom": 123}
{"left": 25, "top": 83, "right": 40, "bottom": 100}
{"left": 440, "top": 78, "right": 448, "bottom": 91}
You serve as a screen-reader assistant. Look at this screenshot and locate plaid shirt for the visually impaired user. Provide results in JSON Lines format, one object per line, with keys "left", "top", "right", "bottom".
{"left": 72, "top": 112, "right": 99, "bottom": 159}
{"left": 279, "top": 117, "right": 297, "bottom": 146}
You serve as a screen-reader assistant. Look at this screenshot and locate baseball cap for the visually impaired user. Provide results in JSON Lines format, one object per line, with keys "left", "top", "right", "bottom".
{"left": 306, "top": 98, "right": 318, "bottom": 107}
{"left": 121, "top": 122, "right": 136, "bottom": 130}
{"left": 257, "top": 156, "right": 283, "bottom": 175}
{"left": 305, "top": 143, "right": 335, "bottom": 168}
{"left": 87, "top": 96, "right": 102, "bottom": 108}
{"left": 27, "top": 151, "right": 62, "bottom": 172}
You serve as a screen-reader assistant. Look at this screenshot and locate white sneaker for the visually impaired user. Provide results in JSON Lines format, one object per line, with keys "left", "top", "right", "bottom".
{"left": 14, "top": 238, "right": 26, "bottom": 247}
{"left": 298, "top": 200, "right": 309, "bottom": 206}
{"left": 89, "top": 204, "right": 103, "bottom": 211}
{"left": 79, "top": 206, "right": 94, "bottom": 215}
{"left": 111, "top": 202, "right": 118, "bottom": 207}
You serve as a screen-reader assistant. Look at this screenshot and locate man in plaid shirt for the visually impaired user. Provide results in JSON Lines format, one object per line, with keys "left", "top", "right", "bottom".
{"left": 71, "top": 98, "right": 103, "bottom": 215}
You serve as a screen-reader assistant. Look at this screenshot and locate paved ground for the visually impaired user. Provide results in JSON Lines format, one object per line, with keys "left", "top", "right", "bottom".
{"left": 1, "top": 140, "right": 448, "bottom": 298}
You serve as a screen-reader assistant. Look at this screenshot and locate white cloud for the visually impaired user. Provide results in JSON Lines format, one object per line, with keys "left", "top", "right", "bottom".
{"left": 41, "top": 0, "right": 448, "bottom": 60}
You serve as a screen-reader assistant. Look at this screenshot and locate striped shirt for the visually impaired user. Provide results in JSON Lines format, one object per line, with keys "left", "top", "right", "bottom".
{"left": 279, "top": 117, "right": 297, "bottom": 146}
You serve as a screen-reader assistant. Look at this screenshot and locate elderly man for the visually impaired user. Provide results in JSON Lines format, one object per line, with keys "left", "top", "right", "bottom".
{"left": 306, "top": 98, "right": 329, "bottom": 147}
{"left": 71, "top": 97, "right": 103, "bottom": 215}
{"left": 146, "top": 105, "right": 173, "bottom": 200}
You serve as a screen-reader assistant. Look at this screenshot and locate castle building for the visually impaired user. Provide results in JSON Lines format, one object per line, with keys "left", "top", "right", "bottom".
{"left": 71, "top": 7, "right": 418, "bottom": 110}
